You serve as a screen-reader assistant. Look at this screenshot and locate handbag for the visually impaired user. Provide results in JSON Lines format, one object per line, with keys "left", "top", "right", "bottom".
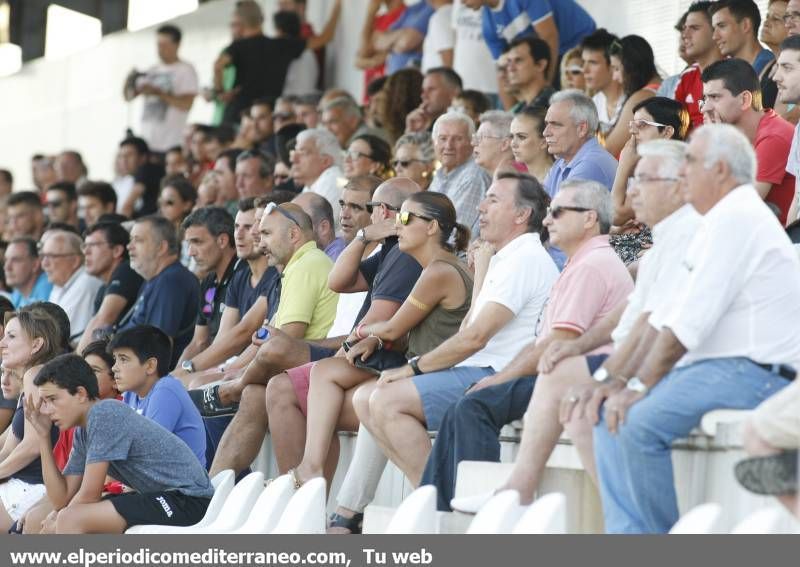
{"left": 342, "top": 340, "right": 408, "bottom": 376}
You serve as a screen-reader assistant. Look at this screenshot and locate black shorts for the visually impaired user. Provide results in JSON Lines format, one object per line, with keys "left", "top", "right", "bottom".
{"left": 104, "top": 491, "right": 210, "bottom": 529}
{"left": 309, "top": 344, "right": 336, "bottom": 362}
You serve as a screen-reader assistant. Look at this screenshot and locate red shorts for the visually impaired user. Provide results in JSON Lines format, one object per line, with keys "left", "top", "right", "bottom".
{"left": 286, "top": 361, "right": 316, "bottom": 416}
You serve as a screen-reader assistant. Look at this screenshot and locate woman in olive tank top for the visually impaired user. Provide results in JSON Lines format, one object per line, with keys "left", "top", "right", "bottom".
{"left": 287, "top": 192, "right": 474, "bottom": 487}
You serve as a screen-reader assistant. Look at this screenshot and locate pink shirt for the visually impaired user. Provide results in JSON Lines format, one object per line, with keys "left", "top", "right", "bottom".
{"left": 536, "top": 235, "right": 634, "bottom": 354}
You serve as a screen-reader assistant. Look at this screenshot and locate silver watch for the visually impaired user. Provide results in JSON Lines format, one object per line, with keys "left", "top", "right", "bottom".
{"left": 626, "top": 377, "right": 649, "bottom": 394}
{"left": 356, "top": 229, "right": 368, "bottom": 243}
{"left": 593, "top": 367, "right": 610, "bottom": 383}
{"left": 181, "top": 360, "right": 196, "bottom": 373}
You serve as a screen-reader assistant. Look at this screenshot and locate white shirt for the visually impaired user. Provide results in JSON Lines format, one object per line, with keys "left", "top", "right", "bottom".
{"left": 451, "top": 0, "right": 498, "bottom": 94}
{"left": 592, "top": 91, "right": 625, "bottom": 136}
{"left": 137, "top": 60, "right": 199, "bottom": 152}
{"left": 326, "top": 245, "right": 382, "bottom": 337}
{"left": 112, "top": 175, "right": 136, "bottom": 214}
{"left": 660, "top": 185, "right": 800, "bottom": 369}
{"left": 283, "top": 50, "right": 319, "bottom": 96}
{"left": 48, "top": 267, "right": 104, "bottom": 341}
{"left": 422, "top": 5, "right": 455, "bottom": 72}
{"left": 612, "top": 205, "right": 701, "bottom": 346}
{"left": 304, "top": 166, "right": 345, "bottom": 229}
{"left": 786, "top": 122, "right": 800, "bottom": 177}
{"left": 459, "top": 232, "right": 558, "bottom": 371}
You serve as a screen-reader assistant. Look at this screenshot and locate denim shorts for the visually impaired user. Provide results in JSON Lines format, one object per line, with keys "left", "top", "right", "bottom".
{"left": 412, "top": 366, "right": 495, "bottom": 430}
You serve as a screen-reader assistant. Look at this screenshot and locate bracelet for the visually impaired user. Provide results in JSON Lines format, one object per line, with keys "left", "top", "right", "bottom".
{"left": 408, "top": 295, "right": 430, "bottom": 311}
{"left": 368, "top": 334, "right": 384, "bottom": 350}
{"left": 355, "top": 323, "right": 367, "bottom": 339}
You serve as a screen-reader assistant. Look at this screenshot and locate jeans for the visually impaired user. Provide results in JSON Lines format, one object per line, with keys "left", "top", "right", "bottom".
{"left": 420, "top": 377, "right": 536, "bottom": 511}
{"left": 594, "top": 357, "right": 791, "bottom": 533}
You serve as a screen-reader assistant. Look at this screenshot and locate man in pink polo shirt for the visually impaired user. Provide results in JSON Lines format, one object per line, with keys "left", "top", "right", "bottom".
{"left": 421, "top": 178, "right": 633, "bottom": 511}
{"left": 700, "top": 58, "right": 796, "bottom": 224}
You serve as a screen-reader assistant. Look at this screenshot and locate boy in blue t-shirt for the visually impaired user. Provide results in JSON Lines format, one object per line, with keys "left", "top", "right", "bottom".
{"left": 29, "top": 354, "right": 212, "bottom": 533}
{"left": 109, "top": 325, "right": 207, "bottom": 467}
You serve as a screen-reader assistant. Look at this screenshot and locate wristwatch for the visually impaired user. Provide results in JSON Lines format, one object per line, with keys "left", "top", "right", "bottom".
{"left": 356, "top": 229, "right": 368, "bottom": 243}
{"left": 626, "top": 377, "right": 649, "bottom": 394}
{"left": 181, "top": 360, "right": 196, "bottom": 373}
{"left": 409, "top": 356, "right": 423, "bottom": 376}
{"left": 592, "top": 367, "right": 611, "bottom": 383}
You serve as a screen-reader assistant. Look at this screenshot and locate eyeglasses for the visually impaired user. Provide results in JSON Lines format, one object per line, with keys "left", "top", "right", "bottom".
{"left": 80, "top": 241, "right": 110, "bottom": 252}
{"left": 366, "top": 201, "right": 400, "bottom": 212}
{"left": 471, "top": 134, "right": 506, "bottom": 145}
{"left": 783, "top": 11, "right": 800, "bottom": 24}
{"left": 40, "top": 252, "right": 79, "bottom": 261}
{"left": 629, "top": 118, "right": 667, "bottom": 130}
{"left": 396, "top": 210, "right": 434, "bottom": 225}
{"left": 265, "top": 201, "right": 301, "bottom": 226}
{"left": 546, "top": 205, "right": 592, "bottom": 219}
{"left": 339, "top": 199, "right": 372, "bottom": 213}
{"left": 631, "top": 175, "right": 680, "bottom": 186}
{"left": 344, "top": 150, "right": 373, "bottom": 161}
{"left": 392, "top": 158, "right": 424, "bottom": 169}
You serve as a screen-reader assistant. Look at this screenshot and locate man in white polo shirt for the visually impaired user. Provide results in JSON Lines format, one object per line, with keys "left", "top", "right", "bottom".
{"left": 589, "top": 124, "right": 800, "bottom": 533}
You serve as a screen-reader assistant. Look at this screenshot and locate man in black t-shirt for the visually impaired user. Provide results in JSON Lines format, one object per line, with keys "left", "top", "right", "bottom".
{"left": 77, "top": 222, "right": 144, "bottom": 354}
{"left": 213, "top": 0, "right": 342, "bottom": 126}
{"left": 176, "top": 207, "right": 239, "bottom": 367}
{"left": 116, "top": 136, "right": 166, "bottom": 218}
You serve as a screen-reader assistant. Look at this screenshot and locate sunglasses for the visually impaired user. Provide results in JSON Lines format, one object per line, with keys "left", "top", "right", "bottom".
{"left": 265, "top": 201, "right": 301, "bottom": 226}
{"left": 366, "top": 201, "right": 400, "bottom": 212}
{"left": 565, "top": 67, "right": 583, "bottom": 76}
{"left": 203, "top": 286, "right": 217, "bottom": 316}
{"left": 547, "top": 205, "right": 592, "bottom": 219}
{"left": 396, "top": 210, "right": 434, "bottom": 225}
{"left": 392, "top": 159, "right": 423, "bottom": 169}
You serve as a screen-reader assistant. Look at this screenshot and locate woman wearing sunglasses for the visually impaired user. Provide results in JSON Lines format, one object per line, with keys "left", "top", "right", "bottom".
{"left": 282, "top": 192, "right": 473, "bottom": 498}
{"left": 559, "top": 47, "right": 586, "bottom": 93}
{"left": 392, "top": 132, "right": 436, "bottom": 191}
{"left": 610, "top": 96, "right": 690, "bottom": 264}
{"left": 343, "top": 134, "right": 392, "bottom": 180}
{"left": 158, "top": 175, "right": 197, "bottom": 269}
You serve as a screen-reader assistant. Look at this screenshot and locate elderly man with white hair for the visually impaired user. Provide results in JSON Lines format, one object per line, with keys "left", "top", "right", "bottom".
{"left": 291, "top": 128, "right": 345, "bottom": 225}
{"left": 429, "top": 111, "right": 491, "bottom": 236}
{"left": 451, "top": 139, "right": 701, "bottom": 514}
{"left": 472, "top": 110, "right": 515, "bottom": 178}
{"left": 41, "top": 230, "right": 103, "bottom": 343}
{"left": 583, "top": 124, "right": 800, "bottom": 533}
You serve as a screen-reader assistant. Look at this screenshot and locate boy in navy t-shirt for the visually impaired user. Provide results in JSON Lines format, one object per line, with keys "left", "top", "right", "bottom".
{"left": 109, "top": 325, "right": 207, "bottom": 467}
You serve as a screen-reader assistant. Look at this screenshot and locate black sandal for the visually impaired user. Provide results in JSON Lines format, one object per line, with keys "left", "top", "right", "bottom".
{"left": 735, "top": 450, "right": 798, "bottom": 496}
{"left": 328, "top": 512, "right": 363, "bottom": 534}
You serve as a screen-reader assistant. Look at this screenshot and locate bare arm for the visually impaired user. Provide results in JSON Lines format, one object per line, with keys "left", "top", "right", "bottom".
{"left": 178, "top": 325, "right": 211, "bottom": 366}
{"left": 187, "top": 300, "right": 264, "bottom": 372}
{"left": 533, "top": 16, "right": 559, "bottom": 83}
{"left": 486, "top": 328, "right": 580, "bottom": 386}
{"left": 213, "top": 52, "right": 233, "bottom": 93}
{"left": 68, "top": 461, "right": 109, "bottom": 506}
{"left": 0, "top": 370, "right": 44, "bottom": 479}
{"left": 632, "top": 327, "right": 687, "bottom": 387}
{"left": 754, "top": 180, "right": 773, "bottom": 200}
{"left": 307, "top": 0, "right": 343, "bottom": 51}
{"left": 605, "top": 90, "right": 655, "bottom": 157}
{"left": 611, "top": 138, "right": 638, "bottom": 226}
{"left": 328, "top": 220, "right": 396, "bottom": 293}
{"left": 77, "top": 294, "right": 129, "bottom": 354}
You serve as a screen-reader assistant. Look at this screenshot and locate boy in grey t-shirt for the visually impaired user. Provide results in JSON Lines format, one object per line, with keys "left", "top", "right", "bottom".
{"left": 28, "top": 354, "right": 212, "bottom": 533}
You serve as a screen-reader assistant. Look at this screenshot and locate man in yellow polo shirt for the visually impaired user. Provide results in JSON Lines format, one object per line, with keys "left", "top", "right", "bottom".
{"left": 190, "top": 202, "right": 340, "bottom": 416}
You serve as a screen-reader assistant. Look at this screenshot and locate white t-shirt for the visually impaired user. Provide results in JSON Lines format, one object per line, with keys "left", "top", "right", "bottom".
{"left": 137, "top": 60, "right": 199, "bottom": 152}
{"left": 422, "top": 5, "right": 455, "bottom": 72}
{"left": 112, "top": 175, "right": 136, "bottom": 214}
{"left": 304, "top": 166, "right": 345, "bottom": 229}
{"left": 451, "top": 0, "right": 498, "bottom": 94}
{"left": 592, "top": 91, "right": 625, "bottom": 136}
{"left": 283, "top": 50, "right": 319, "bottom": 96}
{"left": 48, "top": 267, "right": 104, "bottom": 341}
{"left": 326, "top": 245, "right": 382, "bottom": 337}
{"left": 459, "top": 232, "right": 558, "bottom": 371}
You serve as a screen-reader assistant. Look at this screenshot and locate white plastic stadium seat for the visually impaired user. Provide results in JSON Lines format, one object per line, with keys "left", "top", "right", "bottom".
{"left": 125, "top": 469, "right": 235, "bottom": 534}
{"left": 231, "top": 475, "right": 295, "bottom": 534}
{"left": 512, "top": 492, "right": 567, "bottom": 534}
{"left": 466, "top": 490, "right": 525, "bottom": 534}
{"left": 730, "top": 507, "right": 793, "bottom": 534}
{"left": 385, "top": 485, "right": 438, "bottom": 534}
{"left": 669, "top": 503, "right": 723, "bottom": 534}
{"left": 271, "top": 477, "right": 326, "bottom": 534}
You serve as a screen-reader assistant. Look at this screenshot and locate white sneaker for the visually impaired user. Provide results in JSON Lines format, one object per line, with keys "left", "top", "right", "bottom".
{"left": 450, "top": 491, "right": 495, "bottom": 514}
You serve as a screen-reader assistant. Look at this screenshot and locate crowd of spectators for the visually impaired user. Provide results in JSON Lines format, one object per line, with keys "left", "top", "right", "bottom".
{"left": 0, "top": 0, "right": 797, "bottom": 535}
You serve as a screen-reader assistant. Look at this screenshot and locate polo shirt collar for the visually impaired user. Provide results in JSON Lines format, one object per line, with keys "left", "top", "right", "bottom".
{"left": 495, "top": 232, "right": 542, "bottom": 261}
{"left": 57, "top": 266, "right": 85, "bottom": 292}
{"left": 652, "top": 204, "right": 696, "bottom": 241}
{"left": 284, "top": 240, "right": 318, "bottom": 273}
{"left": 436, "top": 159, "right": 472, "bottom": 180}
{"left": 564, "top": 235, "right": 610, "bottom": 267}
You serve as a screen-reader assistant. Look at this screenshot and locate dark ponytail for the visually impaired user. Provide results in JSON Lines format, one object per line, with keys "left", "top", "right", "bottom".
{"left": 452, "top": 222, "right": 470, "bottom": 253}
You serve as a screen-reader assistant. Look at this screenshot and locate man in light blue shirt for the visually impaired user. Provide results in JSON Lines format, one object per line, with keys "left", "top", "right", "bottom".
{"left": 542, "top": 90, "right": 618, "bottom": 198}
{"left": 5, "top": 238, "right": 53, "bottom": 309}
{"left": 542, "top": 90, "right": 617, "bottom": 267}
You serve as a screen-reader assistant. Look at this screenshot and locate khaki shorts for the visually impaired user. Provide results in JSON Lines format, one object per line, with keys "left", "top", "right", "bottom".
{"left": 752, "top": 379, "right": 800, "bottom": 449}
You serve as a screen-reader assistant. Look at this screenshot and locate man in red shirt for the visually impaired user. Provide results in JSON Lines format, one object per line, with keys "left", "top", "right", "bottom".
{"left": 701, "top": 58, "right": 795, "bottom": 224}
{"left": 673, "top": 2, "right": 723, "bottom": 128}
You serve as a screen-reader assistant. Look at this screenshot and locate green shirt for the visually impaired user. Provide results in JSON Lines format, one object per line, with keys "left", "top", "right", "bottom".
{"left": 272, "top": 241, "right": 338, "bottom": 340}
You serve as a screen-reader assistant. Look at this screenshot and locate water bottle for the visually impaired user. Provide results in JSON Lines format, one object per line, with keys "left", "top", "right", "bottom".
{"left": 256, "top": 327, "right": 270, "bottom": 340}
